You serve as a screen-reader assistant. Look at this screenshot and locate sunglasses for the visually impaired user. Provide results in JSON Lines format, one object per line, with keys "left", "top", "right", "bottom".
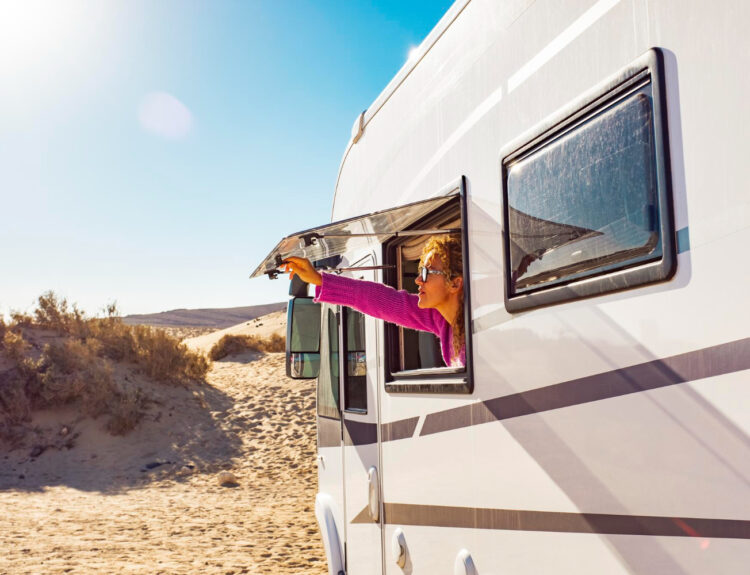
{"left": 417, "top": 266, "right": 447, "bottom": 282}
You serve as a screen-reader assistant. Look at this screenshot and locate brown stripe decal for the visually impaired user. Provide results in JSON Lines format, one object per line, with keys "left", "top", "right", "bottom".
{"left": 338, "top": 417, "right": 419, "bottom": 446}
{"left": 343, "top": 419, "right": 378, "bottom": 446}
{"left": 353, "top": 503, "right": 750, "bottom": 539}
{"left": 381, "top": 417, "right": 419, "bottom": 443}
{"left": 317, "top": 415, "right": 341, "bottom": 448}
{"left": 422, "top": 337, "right": 750, "bottom": 436}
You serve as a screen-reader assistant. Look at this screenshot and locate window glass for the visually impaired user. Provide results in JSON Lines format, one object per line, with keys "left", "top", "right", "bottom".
{"left": 290, "top": 298, "right": 322, "bottom": 352}
{"left": 317, "top": 306, "right": 340, "bottom": 419}
{"left": 344, "top": 309, "right": 367, "bottom": 411}
{"left": 506, "top": 85, "right": 661, "bottom": 296}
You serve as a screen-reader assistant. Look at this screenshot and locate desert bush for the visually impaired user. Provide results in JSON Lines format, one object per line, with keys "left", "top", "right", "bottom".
{"left": 106, "top": 387, "right": 146, "bottom": 435}
{"left": 88, "top": 317, "right": 137, "bottom": 361}
{"left": 2, "top": 330, "right": 30, "bottom": 363}
{"left": 209, "top": 333, "right": 285, "bottom": 361}
{"left": 34, "top": 291, "right": 71, "bottom": 332}
{"left": 0, "top": 291, "right": 212, "bottom": 438}
{"left": 0, "top": 368, "right": 34, "bottom": 426}
{"left": 9, "top": 311, "right": 33, "bottom": 329}
{"left": 36, "top": 340, "right": 115, "bottom": 416}
{"left": 132, "top": 325, "right": 210, "bottom": 383}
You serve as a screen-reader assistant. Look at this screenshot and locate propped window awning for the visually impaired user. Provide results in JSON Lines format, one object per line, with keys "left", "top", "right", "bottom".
{"left": 250, "top": 192, "right": 459, "bottom": 279}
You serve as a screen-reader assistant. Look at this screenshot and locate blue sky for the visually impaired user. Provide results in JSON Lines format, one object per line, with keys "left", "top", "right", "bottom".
{"left": 0, "top": 0, "right": 454, "bottom": 317}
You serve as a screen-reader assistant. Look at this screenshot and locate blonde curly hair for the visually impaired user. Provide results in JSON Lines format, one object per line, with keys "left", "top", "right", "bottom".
{"left": 418, "top": 234, "right": 464, "bottom": 360}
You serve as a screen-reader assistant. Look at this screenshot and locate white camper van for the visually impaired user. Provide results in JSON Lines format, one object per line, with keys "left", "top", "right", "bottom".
{"left": 252, "top": 0, "right": 750, "bottom": 572}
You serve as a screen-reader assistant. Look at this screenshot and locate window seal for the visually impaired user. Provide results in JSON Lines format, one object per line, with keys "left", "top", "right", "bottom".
{"left": 500, "top": 48, "right": 676, "bottom": 313}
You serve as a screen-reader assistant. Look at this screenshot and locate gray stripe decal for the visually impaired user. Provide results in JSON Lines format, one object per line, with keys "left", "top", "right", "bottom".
{"left": 343, "top": 419, "right": 377, "bottom": 446}
{"left": 317, "top": 415, "right": 341, "bottom": 448}
{"left": 381, "top": 417, "right": 419, "bottom": 443}
{"left": 422, "top": 337, "right": 750, "bottom": 436}
{"left": 352, "top": 503, "right": 750, "bottom": 539}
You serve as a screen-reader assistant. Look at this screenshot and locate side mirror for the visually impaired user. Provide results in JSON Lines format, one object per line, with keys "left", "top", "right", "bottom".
{"left": 286, "top": 297, "right": 321, "bottom": 379}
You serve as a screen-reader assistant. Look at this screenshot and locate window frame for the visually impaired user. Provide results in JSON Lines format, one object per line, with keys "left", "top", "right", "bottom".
{"left": 342, "top": 306, "right": 368, "bottom": 414}
{"left": 500, "top": 48, "right": 676, "bottom": 313}
{"left": 383, "top": 176, "right": 474, "bottom": 394}
{"left": 316, "top": 303, "right": 341, "bottom": 420}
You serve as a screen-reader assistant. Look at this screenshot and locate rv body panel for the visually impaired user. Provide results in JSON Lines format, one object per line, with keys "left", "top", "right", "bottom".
{"left": 340, "top": 262, "right": 384, "bottom": 575}
{"left": 304, "top": 0, "right": 750, "bottom": 572}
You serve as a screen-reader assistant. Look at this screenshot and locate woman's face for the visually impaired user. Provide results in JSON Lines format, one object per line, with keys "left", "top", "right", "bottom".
{"left": 415, "top": 250, "right": 461, "bottom": 309}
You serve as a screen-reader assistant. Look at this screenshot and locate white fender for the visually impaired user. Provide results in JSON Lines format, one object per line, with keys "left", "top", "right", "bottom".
{"left": 315, "top": 493, "right": 345, "bottom": 575}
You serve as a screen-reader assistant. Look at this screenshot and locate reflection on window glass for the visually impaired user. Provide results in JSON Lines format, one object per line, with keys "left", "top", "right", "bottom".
{"left": 506, "top": 86, "right": 661, "bottom": 295}
{"left": 290, "top": 298, "right": 321, "bottom": 352}
{"left": 317, "top": 307, "right": 340, "bottom": 419}
{"left": 344, "top": 309, "right": 367, "bottom": 411}
{"left": 290, "top": 352, "right": 320, "bottom": 378}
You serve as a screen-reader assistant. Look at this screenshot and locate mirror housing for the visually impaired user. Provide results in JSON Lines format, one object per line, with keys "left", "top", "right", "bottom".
{"left": 286, "top": 297, "right": 321, "bottom": 379}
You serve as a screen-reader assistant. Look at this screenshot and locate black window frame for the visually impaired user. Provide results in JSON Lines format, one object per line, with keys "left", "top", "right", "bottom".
{"left": 383, "top": 177, "right": 474, "bottom": 394}
{"left": 500, "top": 48, "right": 676, "bottom": 313}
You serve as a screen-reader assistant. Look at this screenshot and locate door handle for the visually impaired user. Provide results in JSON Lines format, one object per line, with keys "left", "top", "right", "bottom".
{"left": 367, "top": 466, "right": 380, "bottom": 522}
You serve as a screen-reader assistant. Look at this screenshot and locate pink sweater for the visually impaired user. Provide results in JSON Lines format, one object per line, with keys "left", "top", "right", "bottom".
{"left": 314, "top": 272, "right": 466, "bottom": 368}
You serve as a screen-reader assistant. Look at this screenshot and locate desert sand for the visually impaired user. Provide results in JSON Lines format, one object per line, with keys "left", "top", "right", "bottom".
{"left": 183, "top": 311, "right": 286, "bottom": 356}
{"left": 0, "top": 313, "right": 327, "bottom": 575}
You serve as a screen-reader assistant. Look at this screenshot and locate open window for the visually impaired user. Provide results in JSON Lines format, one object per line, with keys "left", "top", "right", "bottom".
{"left": 253, "top": 177, "right": 473, "bottom": 394}
{"left": 383, "top": 178, "right": 473, "bottom": 394}
{"left": 501, "top": 48, "right": 675, "bottom": 312}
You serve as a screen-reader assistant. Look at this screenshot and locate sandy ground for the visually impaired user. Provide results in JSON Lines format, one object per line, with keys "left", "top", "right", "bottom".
{"left": 0, "top": 314, "right": 327, "bottom": 574}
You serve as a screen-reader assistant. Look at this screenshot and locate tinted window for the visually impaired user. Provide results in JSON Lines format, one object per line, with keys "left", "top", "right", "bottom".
{"left": 507, "top": 87, "right": 661, "bottom": 296}
{"left": 343, "top": 309, "right": 367, "bottom": 412}
{"left": 317, "top": 307, "right": 340, "bottom": 419}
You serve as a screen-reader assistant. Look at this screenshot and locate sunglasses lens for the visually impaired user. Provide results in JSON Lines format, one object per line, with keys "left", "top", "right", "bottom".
{"left": 420, "top": 267, "right": 427, "bottom": 282}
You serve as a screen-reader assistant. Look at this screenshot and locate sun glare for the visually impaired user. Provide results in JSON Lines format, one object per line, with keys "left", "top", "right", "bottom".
{"left": 407, "top": 45, "right": 420, "bottom": 62}
{"left": 0, "top": 1, "right": 82, "bottom": 74}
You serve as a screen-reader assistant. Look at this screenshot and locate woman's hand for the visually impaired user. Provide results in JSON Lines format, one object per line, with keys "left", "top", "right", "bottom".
{"left": 282, "top": 256, "right": 323, "bottom": 286}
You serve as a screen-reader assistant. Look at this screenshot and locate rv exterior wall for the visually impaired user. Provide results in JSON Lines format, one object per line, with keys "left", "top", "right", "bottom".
{"left": 319, "top": 0, "right": 750, "bottom": 573}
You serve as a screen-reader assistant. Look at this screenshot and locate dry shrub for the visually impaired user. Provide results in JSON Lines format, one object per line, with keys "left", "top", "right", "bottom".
{"left": 209, "top": 333, "right": 285, "bottom": 361}
{"left": 2, "top": 330, "right": 30, "bottom": 363}
{"left": 133, "top": 325, "right": 210, "bottom": 383}
{"left": 9, "top": 311, "right": 33, "bottom": 329}
{"left": 0, "top": 291, "right": 211, "bottom": 438}
{"left": 88, "top": 317, "right": 137, "bottom": 361}
{"left": 0, "top": 368, "right": 33, "bottom": 427}
{"left": 106, "top": 388, "right": 146, "bottom": 435}
{"left": 36, "top": 340, "right": 115, "bottom": 418}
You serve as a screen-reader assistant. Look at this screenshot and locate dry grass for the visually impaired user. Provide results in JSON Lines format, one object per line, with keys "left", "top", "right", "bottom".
{"left": 208, "top": 333, "right": 285, "bottom": 361}
{"left": 0, "top": 292, "right": 211, "bottom": 441}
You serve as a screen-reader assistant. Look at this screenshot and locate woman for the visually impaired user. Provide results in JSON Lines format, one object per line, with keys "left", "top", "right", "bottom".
{"left": 283, "top": 235, "right": 465, "bottom": 367}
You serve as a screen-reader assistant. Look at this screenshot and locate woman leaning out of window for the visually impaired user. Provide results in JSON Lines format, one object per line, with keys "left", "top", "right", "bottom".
{"left": 282, "top": 235, "right": 465, "bottom": 368}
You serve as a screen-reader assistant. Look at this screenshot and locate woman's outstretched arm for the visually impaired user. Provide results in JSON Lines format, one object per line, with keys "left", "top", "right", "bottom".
{"left": 314, "top": 272, "right": 444, "bottom": 336}
{"left": 282, "top": 256, "right": 444, "bottom": 335}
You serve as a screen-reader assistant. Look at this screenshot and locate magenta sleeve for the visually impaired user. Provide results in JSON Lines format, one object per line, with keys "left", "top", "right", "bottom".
{"left": 314, "top": 273, "right": 444, "bottom": 336}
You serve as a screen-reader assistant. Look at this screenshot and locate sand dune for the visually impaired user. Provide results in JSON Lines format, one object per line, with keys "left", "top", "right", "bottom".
{"left": 123, "top": 303, "right": 286, "bottom": 329}
{"left": 183, "top": 310, "right": 286, "bottom": 356}
{"left": 0, "top": 329, "right": 326, "bottom": 573}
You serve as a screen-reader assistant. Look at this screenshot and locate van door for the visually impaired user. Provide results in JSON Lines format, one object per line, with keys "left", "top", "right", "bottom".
{"left": 316, "top": 303, "right": 346, "bottom": 573}
{"left": 340, "top": 262, "right": 384, "bottom": 574}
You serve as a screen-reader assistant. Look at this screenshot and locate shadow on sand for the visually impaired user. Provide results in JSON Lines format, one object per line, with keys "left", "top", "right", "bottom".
{"left": 0, "top": 365, "right": 256, "bottom": 494}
